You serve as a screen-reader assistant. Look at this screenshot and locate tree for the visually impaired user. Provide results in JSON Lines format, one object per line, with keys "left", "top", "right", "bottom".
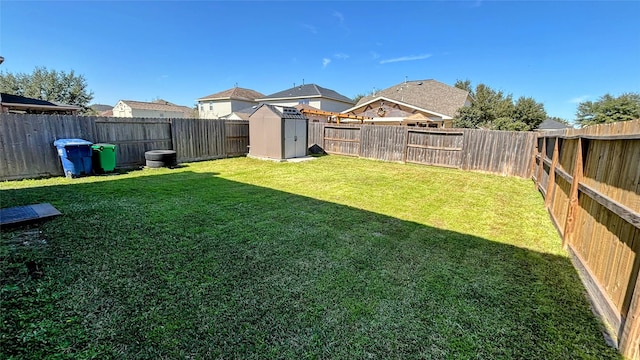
{"left": 352, "top": 89, "right": 376, "bottom": 104}
{"left": 352, "top": 93, "right": 367, "bottom": 104}
{"left": 453, "top": 82, "right": 514, "bottom": 129}
{"left": 454, "top": 79, "right": 473, "bottom": 95}
{"left": 575, "top": 93, "right": 640, "bottom": 127}
{"left": 0, "top": 67, "right": 94, "bottom": 114}
{"left": 453, "top": 80, "right": 547, "bottom": 131}
{"left": 511, "top": 96, "right": 546, "bottom": 130}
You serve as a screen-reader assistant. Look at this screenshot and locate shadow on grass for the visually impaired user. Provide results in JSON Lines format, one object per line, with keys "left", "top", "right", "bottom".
{"left": 0, "top": 170, "right": 621, "bottom": 359}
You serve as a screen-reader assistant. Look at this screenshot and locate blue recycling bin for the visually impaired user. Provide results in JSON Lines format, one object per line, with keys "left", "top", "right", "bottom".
{"left": 53, "top": 139, "right": 94, "bottom": 178}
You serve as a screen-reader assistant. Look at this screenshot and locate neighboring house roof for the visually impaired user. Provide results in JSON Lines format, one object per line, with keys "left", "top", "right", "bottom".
{"left": 119, "top": 99, "right": 193, "bottom": 115}
{"left": 0, "top": 93, "right": 80, "bottom": 112}
{"left": 537, "top": 118, "right": 572, "bottom": 130}
{"left": 254, "top": 104, "right": 306, "bottom": 120}
{"left": 235, "top": 105, "right": 259, "bottom": 115}
{"left": 221, "top": 105, "right": 259, "bottom": 120}
{"left": 90, "top": 104, "right": 113, "bottom": 112}
{"left": 349, "top": 79, "right": 470, "bottom": 118}
{"left": 99, "top": 109, "right": 113, "bottom": 117}
{"left": 225, "top": 112, "right": 251, "bottom": 121}
{"left": 257, "top": 84, "right": 354, "bottom": 104}
{"left": 197, "top": 87, "right": 264, "bottom": 102}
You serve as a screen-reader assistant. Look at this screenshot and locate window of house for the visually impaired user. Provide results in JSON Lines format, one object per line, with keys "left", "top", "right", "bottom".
{"left": 298, "top": 99, "right": 310, "bottom": 105}
{"left": 209, "top": 102, "right": 213, "bottom": 111}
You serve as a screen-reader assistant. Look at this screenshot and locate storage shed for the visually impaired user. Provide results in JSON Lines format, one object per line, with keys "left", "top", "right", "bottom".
{"left": 249, "top": 104, "right": 308, "bottom": 160}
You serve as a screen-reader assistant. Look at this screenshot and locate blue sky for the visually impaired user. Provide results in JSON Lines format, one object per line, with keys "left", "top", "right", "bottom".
{"left": 1, "top": 1, "right": 639, "bottom": 121}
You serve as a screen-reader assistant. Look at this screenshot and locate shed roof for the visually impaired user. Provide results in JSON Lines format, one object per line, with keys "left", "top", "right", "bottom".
{"left": 197, "top": 87, "right": 264, "bottom": 102}
{"left": 258, "top": 84, "right": 353, "bottom": 104}
{"left": 352, "top": 79, "right": 470, "bottom": 118}
{"left": 254, "top": 104, "right": 306, "bottom": 120}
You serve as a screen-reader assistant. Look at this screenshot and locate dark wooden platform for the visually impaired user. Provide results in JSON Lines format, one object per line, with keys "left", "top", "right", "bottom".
{"left": 0, "top": 203, "right": 62, "bottom": 227}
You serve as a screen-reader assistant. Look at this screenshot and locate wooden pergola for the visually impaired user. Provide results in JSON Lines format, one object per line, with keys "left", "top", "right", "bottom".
{"left": 298, "top": 108, "right": 371, "bottom": 124}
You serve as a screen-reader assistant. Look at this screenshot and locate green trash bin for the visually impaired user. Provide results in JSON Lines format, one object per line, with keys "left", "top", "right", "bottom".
{"left": 91, "top": 143, "right": 116, "bottom": 173}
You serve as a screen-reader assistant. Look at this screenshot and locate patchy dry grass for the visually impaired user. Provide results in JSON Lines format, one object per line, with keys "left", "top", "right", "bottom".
{"left": 1, "top": 156, "right": 619, "bottom": 359}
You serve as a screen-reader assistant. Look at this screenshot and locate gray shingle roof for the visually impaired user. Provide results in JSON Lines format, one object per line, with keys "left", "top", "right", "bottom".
{"left": 537, "top": 118, "right": 572, "bottom": 130}
{"left": 0, "top": 93, "right": 80, "bottom": 109}
{"left": 90, "top": 104, "right": 113, "bottom": 112}
{"left": 354, "top": 79, "right": 470, "bottom": 118}
{"left": 235, "top": 105, "right": 259, "bottom": 114}
{"left": 258, "top": 84, "right": 353, "bottom": 104}
{"left": 198, "top": 87, "right": 264, "bottom": 102}
{"left": 224, "top": 105, "right": 260, "bottom": 120}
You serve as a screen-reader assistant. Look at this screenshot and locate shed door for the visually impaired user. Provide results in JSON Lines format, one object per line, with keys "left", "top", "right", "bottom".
{"left": 294, "top": 120, "right": 307, "bottom": 157}
{"left": 284, "top": 119, "right": 297, "bottom": 159}
{"left": 284, "top": 119, "right": 307, "bottom": 159}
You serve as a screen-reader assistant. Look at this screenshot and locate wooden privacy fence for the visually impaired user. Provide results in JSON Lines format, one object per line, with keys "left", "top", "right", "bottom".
{"left": 308, "top": 123, "right": 537, "bottom": 178}
{"left": 0, "top": 114, "right": 249, "bottom": 180}
{"left": 94, "top": 117, "right": 172, "bottom": 167}
{"left": 533, "top": 119, "right": 640, "bottom": 360}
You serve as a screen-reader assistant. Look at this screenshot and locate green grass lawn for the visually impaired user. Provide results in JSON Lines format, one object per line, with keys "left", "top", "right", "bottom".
{"left": 1, "top": 156, "right": 619, "bottom": 359}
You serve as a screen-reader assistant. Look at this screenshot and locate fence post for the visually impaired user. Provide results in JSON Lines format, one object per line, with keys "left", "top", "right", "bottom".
{"left": 402, "top": 127, "right": 409, "bottom": 163}
{"left": 529, "top": 133, "right": 539, "bottom": 178}
{"left": 358, "top": 125, "right": 364, "bottom": 157}
{"left": 620, "top": 273, "right": 640, "bottom": 359}
{"left": 536, "top": 136, "right": 546, "bottom": 191}
{"left": 460, "top": 129, "right": 468, "bottom": 171}
{"left": 222, "top": 120, "right": 227, "bottom": 157}
{"left": 322, "top": 123, "right": 326, "bottom": 152}
{"left": 562, "top": 137, "right": 584, "bottom": 249}
{"left": 169, "top": 119, "right": 175, "bottom": 151}
{"left": 544, "top": 137, "right": 559, "bottom": 208}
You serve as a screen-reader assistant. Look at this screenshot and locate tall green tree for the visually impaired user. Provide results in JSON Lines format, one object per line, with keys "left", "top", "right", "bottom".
{"left": 453, "top": 80, "right": 546, "bottom": 131}
{"left": 0, "top": 67, "right": 94, "bottom": 114}
{"left": 454, "top": 79, "right": 473, "bottom": 94}
{"left": 352, "top": 89, "right": 376, "bottom": 104}
{"left": 575, "top": 93, "right": 640, "bottom": 127}
{"left": 511, "top": 96, "right": 546, "bottom": 130}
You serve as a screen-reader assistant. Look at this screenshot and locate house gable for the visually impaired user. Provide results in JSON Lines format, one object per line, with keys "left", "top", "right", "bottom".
{"left": 351, "top": 79, "right": 471, "bottom": 119}
{"left": 197, "top": 87, "right": 264, "bottom": 102}
{"left": 345, "top": 96, "right": 452, "bottom": 120}
{"left": 197, "top": 87, "right": 263, "bottom": 119}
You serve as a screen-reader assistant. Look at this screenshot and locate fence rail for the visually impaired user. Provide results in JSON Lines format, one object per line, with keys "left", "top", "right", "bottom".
{"left": 308, "top": 123, "right": 537, "bottom": 178}
{"left": 0, "top": 114, "right": 249, "bottom": 180}
{"left": 534, "top": 119, "right": 640, "bottom": 360}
